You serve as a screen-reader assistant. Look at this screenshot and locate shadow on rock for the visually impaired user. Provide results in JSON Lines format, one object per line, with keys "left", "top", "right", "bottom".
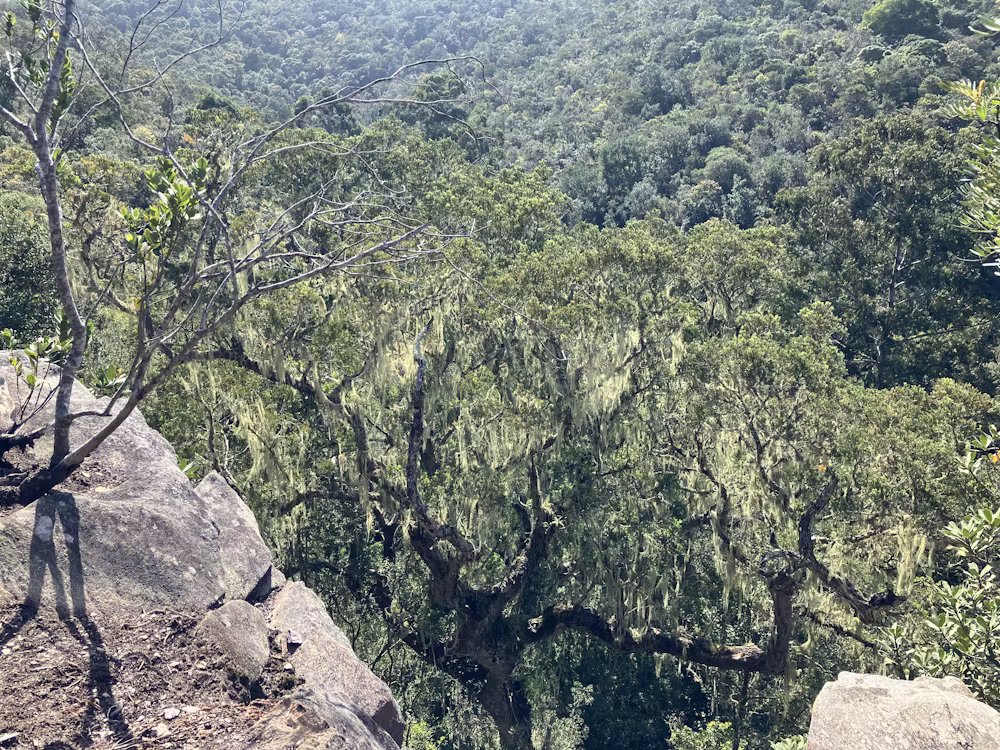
{"left": 6, "top": 490, "right": 135, "bottom": 746}
{"left": 26, "top": 492, "right": 84, "bottom": 618}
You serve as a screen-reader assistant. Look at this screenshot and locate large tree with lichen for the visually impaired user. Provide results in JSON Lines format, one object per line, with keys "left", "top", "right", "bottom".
{"left": 167, "top": 188, "right": 995, "bottom": 747}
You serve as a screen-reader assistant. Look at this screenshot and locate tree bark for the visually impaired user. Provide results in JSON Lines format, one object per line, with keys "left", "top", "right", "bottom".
{"left": 479, "top": 672, "right": 533, "bottom": 750}
{"left": 731, "top": 670, "right": 750, "bottom": 750}
{"left": 32, "top": 0, "right": 86, "bottom": 465}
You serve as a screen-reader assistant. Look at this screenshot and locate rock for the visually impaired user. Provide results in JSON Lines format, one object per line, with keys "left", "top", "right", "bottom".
{"left": 0, "top": 356, "right": 405, "bottom": 750}
{"left": 241, "top": 693, "right": 398, "bottom": 750}
{"left": 0, "top": 355, "right": 274, "bottom": 614}
{"left": 194, "top": 600, "right": 270, "bottom": 682}
{"left": 195, "top": 472, "right": 280, "bottom": 602}
{"left": 271, "top": 582, "right": 352, "bottom": 650}
{"left": 270, "top": 582, "right": 404, "bottom": 746}
{"left": 807, "top": 672, "right": 1000, "bottom": 750}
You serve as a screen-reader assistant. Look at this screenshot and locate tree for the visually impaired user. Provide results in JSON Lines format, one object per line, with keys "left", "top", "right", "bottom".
{"left": 165, "top": 210, "right": 990, "bottom": 748}
{"left": 0, "top": 0, "right": 475, "bottom": 504}
{"left": 886, "top": 501, "right": 1000, "bottom": 705}
{"left": 882, "top": 427, "right": 1000, "bottom": 705}
{"left": 698, "top": 146, "right": 751, "bottom": 194}
{"left": 861, "top": 0, "right": 940, "bottom": 43}
{"left": 884, "top": 70, "right": 1000, "bottom": 708}
{"left": 775, "top": 111, "right": 996, "bottom": 389}
{"left": 942, "top": 80, "right": 1000, "bottom": 263}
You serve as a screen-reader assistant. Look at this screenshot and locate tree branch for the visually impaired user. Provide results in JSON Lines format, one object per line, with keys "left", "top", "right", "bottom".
{"left": 523, "top": 603, "right": 777, "bottom": 673}
{"left": 797, "top": 475, "right": 904, "bottom": 623}
{"left": 405, "top": 319, "right": 477, "bottom": 564}
{"left": 491, "top": 459, "right": 555, "bottom": 609}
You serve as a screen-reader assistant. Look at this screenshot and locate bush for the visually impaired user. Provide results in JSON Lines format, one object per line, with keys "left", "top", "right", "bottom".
{"left": 670, "top": 721, "right": 733, "bottom": 750}
{"left": 884, "top": 428, "right": 1000, "bottom": 708}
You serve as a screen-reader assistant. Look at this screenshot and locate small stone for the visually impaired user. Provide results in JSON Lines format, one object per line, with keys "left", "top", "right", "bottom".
{"left": 163, "top": 707, "right": 181, "bottom": 720}
{"left": 0, "top": 648, "right": 9, "bottom": 656}
{"left": 194, "top": 601, "right": 269, "bottom": 681}
{"left": 286, "top": 629, "right": 303, "bottom": 647}
{"left": 283, "top": 662, "right": 294, "bottom": 671}
{"left": 153, "top": 723, "right": 170, "bottom": 738}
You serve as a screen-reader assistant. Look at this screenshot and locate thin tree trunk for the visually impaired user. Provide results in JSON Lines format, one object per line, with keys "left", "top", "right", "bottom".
{"left": 877, "top": 232, "right": 905, "bottom": 387}
{"left": 6, "top": 394, "right": 142, "bottom": 507}
{"left": 731, "top": 670, "right": 750, "bottom": 750}
{"left": 31, "top": 0, "right": 85, "bottom": 466}
{"left": 35, "top": 129, "right": 87, "bottom": 466}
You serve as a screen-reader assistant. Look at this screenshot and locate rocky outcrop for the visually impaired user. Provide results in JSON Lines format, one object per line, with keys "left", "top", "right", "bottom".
{"left": 0, "top": 357, "right": 275, "bottom": 614}
{"left": 0, "top": 355, "right": 404, "bottom": 748}
{"left": 242, "top": 694, "right": 399, "bottom": 750}
{"left": 271, "top": 582, "right": 405, "bottom": 745}
{"left": 807, "top": 672, "right": 1000, "bottom": 750}
{"left": 195, "top": 472, "right": 285, "bottom": 602}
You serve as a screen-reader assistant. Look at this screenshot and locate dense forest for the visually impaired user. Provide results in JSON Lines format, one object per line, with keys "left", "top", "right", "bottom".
{"left": 4, "top": 0, "right": 1000, "bottom": 747}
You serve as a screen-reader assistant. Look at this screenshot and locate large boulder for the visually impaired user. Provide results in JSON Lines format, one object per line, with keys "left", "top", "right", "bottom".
{"left": 0, "top": 355, "right": 276, "bottom": 614}
{"left": 807, "top": 672, "right": 1000, "bottom": 750}
{"left": 270, "top": 582, "right": 405, "bottom": 746}
{"left": 242, "top": 693, "right": 399, "bottom": 750}
{"left": 195, "top": 471, "right": 284, "bottom": 602}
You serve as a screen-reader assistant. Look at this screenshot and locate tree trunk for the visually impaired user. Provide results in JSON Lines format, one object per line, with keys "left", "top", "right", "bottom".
{"left": 4, "top": 393, "right": 143, "bottom": 508}
{"left": 876, "top": 232, "right": 905, "bottom": 387}
{"left": 731, "top": 670, "right": 750, "bottom": 750}
{"left": 35, "top": 148, "right": 87, "bottom": 465}
{"left": 478, "top": 672, "right": 533, "bottom": 750}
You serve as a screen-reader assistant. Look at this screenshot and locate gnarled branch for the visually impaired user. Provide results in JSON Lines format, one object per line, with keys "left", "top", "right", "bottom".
{"left": 797, "top": 475, "right": 904, "bottom": 623}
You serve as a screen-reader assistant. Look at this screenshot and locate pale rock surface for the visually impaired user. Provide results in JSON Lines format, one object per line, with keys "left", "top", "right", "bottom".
{"left": 242, "top": 693, "right": 399, "bottom": 750}
{"left": 195, "top": 599, "right": 271, "bottom": 682}
{"left": 807, "top": 671, "right": 1000, "bottom": 750}
{"left": 0, "top": 355, "right": 276, "bottom": 613}
{"left": 195, "top": 472, "right": 284, "bottom": 602}
{"left": 270, "top": 581, "right": 406, "bottom": 745}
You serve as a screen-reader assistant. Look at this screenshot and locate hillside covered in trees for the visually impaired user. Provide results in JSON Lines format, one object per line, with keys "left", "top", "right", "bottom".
{"left": 4, "top": 0, "right": 1000, "bottom": 747}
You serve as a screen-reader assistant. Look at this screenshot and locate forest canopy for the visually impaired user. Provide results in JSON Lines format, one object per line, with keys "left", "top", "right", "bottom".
{"left": 3, "top": 0, "right": 1000, "bottom": 748}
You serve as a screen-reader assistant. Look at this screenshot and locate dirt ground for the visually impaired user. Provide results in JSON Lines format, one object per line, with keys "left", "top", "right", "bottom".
{"left": 0, "top": 601, "right": 297, "bottom": 749}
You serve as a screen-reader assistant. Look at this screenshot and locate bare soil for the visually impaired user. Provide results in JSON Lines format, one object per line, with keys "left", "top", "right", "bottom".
{"left": 0, "top": 602, "right": 297, "bottom": 749}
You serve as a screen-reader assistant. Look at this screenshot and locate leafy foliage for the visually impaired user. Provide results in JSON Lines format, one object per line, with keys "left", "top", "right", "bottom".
{"left": 886, "top": 499, "right": 1000, "bottom": 706}
{"left": 4, "top": 0, "right": 1000, "bottom": 747}
{"left": 0, "top": 193, "right": 56, "bottom": 339}
{"left": 862, "top": 0, "right": 941, "bottom": 43}
{"left": 670, "top": 721, "right": 733, "bottom": 750}
{"left": 771, "top": 736, "right": 808, "bottom": 750}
